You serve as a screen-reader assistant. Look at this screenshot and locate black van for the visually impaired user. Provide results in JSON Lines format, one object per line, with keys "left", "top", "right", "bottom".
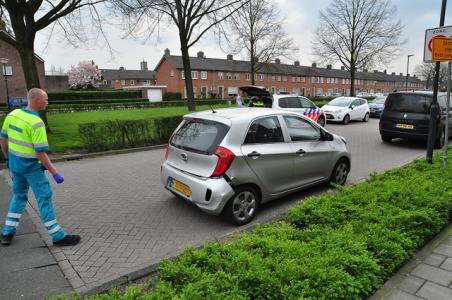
{"left": 379, "top": 91, "right": 451, "bottom": 148}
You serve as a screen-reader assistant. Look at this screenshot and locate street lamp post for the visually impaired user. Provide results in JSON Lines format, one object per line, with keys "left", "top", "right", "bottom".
{"left": 0, "top": 58, "right": 10, "bottom": 112}
{"left": 405, "top": 54, "right": 414, "bottom": 90}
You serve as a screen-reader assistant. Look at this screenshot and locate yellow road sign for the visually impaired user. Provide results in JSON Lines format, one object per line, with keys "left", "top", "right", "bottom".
{"left": 432, "top": 36, "right": 452, "bottom": 61}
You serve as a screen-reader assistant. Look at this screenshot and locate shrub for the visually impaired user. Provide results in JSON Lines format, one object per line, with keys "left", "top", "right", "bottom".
{"left": 163, "top": 92, "right": 182, "bottom": 101}
{"left": 78, "top": 116, "right": 183, "bottom": 151}
{"left": 78, "top": 119, "right": 154, "bottom": 151}
{"left": 154, "top": 116, "right": 183, "bottom": 143}
{"left": 48, "top": 90, "right": 141, "bottom": 101}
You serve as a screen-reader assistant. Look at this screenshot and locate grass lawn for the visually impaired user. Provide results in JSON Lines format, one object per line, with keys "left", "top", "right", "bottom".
{"left": 0, "top": 104, "right": 231, "bottom": 153}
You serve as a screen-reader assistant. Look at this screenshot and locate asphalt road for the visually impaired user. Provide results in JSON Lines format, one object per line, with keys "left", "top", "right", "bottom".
{"left": 0, "top": 118, "right": 436, "bottom": 294}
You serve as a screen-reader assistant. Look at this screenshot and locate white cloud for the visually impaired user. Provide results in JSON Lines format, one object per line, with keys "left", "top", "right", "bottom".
{"left": 35, "top": 0, "right": 450, "bottom": 75}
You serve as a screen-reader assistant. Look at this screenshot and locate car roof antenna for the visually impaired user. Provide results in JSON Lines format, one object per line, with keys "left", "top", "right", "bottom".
{"left": 209, "top": 105, "right": 217, "bottom": 113}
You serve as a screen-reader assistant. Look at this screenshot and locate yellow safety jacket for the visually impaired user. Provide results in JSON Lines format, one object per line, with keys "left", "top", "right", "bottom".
{"left": 0, "top": 108, "right": 49, "bottom": 172}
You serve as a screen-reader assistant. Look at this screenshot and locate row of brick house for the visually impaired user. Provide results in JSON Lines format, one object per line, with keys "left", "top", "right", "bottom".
{"left": 154, "top": 49, "right": 423, "bottom": 98}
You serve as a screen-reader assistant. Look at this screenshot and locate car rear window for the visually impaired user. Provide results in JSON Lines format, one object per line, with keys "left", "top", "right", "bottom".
{"left": 171, "top": 118, "right": 230, "bottom": 155}
{"left": 385, "top": 94, "right": 432, "bottom": 113}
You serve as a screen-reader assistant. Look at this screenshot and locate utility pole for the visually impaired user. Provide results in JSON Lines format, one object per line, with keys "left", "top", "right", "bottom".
{"left": 0, "top": 58, "right": 10, "bottom": 112}
{"left": 405, "top": 54, "right": 414, "bottom": 89}
{"left": 426, "top": 0, "right": 448, "bottom": 164}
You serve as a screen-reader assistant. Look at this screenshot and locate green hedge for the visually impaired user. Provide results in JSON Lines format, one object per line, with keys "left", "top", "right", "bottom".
{"left": 78, "top": 116, "right": 183, "bottom": 151}
{"left": 48, "top": 90, "right": 141, "bottom": 101}
{"left": 66, "top": 152, "right": 452, "bottom": 299}
{"left": 163, "top": 92, "right": 182, "bottom": 101}
{"left": 48, "top": 98, "right": 149, "bottom": 105}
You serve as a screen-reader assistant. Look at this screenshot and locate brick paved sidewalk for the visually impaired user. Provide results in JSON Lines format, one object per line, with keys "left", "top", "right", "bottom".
{"left": 371, "top": 223, "right": 452, "bottom": 300}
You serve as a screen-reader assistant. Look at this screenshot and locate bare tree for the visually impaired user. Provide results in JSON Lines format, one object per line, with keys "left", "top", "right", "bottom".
{"left": 0, "top": 0, "right": 108, "bottom": 129}
{"left": 218, "top": 0, "right": 297, "bottom": 85}
{"left": 113, "top": 0, "right": 247, "bottom": 111}
{"left": 312, "top": 0, "right": 404, "bottom": 96}
{"left": 415, "top": 62, "right": 449, "bottom": 91}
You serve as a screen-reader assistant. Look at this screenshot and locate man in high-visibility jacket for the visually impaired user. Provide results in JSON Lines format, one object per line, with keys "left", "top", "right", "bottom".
{"left": 0, "top": 88, "right": 80, "bottom": 247}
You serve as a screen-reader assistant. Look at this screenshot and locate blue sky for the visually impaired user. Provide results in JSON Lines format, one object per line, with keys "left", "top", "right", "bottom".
{"left": 35, "top": 0, "right": 450, "bottom": 75}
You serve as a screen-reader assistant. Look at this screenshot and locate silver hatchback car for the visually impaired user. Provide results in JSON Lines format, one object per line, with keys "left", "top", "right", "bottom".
{"left": 161, "top": 108, "right": 351, "bottom": 225}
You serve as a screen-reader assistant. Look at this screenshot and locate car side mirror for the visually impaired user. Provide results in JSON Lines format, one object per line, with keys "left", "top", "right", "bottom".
{"left": 350, "top": 105, "right": 355, "bottom": 109}
{"left": 322, "top": 130, "right": 334, "bottom": 141}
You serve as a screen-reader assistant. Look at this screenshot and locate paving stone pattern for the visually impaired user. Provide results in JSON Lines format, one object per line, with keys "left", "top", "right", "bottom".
{"left": 5, "top": 119, "right": 434, "bottom": 293}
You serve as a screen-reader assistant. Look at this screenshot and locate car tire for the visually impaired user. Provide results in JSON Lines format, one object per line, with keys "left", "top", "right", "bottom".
{"left": 381, "top": 135, "right": 392, "bottom": 143}
{"left": 363, "top": 113, "right": 369, "bottom": 122}
{"left": 317, "top": 116, "right": 326, "bottom": 127}
{"left": 329, "top": 158, "right": 349, "bottom": 186}
{"left": 342, "top": 114, "right": 350, "bottom": 125}
{"left": 434, "top": 127, "right": 446, "bottom": 149}
{"left": 224, "top": 185, "right": 260, "bottom": 226}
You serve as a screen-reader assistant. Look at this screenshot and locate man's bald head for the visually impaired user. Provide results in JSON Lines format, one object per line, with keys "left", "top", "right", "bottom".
{"left": 27, "top": 88, "right": 48, "bottom": 111}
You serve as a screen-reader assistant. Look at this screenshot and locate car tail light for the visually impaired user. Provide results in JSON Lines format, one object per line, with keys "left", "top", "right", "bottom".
{"left": 165, "top": 135, "right": 173, "bottom": 160}
{"left": 165, "top": 144, "right": 170, "bottom": 160}
{"left": 212, "top": 146, "right": 235, "bottom": 176}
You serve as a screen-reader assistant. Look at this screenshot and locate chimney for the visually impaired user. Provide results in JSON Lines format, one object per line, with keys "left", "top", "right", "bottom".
{"left": 407, "top": 73, "right": 410, "bottom": 77}
{"left": 373, "top": 70, "right": 378, "bottom": 73}
{"left": 227, "top": 54, "right": 233, "bottom": 60}
{"left": 363, "top": 69, "right": 368, "bottom": 72}
{"left": 341, "top": 66, "right": 345, "bottom": 70}
{"left": 119, "top": 66, "right": 125, "bottom": 71}
{"left": 326, "top": 64, "right": 332, "bottom": 69}
{"left": 294, "top": 61, "right": 300, "bottom": 66}
{"left": 164, "top": 48, "right": 170, "bottom": 56}
{"left": 391, "top": 72, "right": 396, "bottom": 75}
{"left": 400, "top": 73, "right": 403, "bottom": 76}
{"left": 384, "top": 69, "right": 387, "bottom": 74}
{"left": 312, "top": 62, "right": 317, "bottom": 68}
{"left": 275, "top": 58, "right": 281, "bottom": 64}
{"left": 197, "top": 51, "right": 204, "bottom": 58}
{"left": 414, "top": 74, "right": 417, "bottom": 78}
{"left": 140, "top": 61, "right": 148, "bottom": 71}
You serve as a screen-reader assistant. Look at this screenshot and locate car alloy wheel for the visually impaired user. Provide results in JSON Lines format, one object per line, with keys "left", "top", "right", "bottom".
{"left": 224, "top": 186, "right": 259, "bottom": 225}
{"left": 330, "top": 159, "right": 349, "bottom": 185}
{"left": 363, "top": 113, "right": 369, "bottom": 122}
{"left": 342, "top": 114, "right": 350, "bottom": 125}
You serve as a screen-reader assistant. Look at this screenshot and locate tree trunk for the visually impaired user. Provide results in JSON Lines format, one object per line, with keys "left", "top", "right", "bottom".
{"left": 17, "top": 41, "right": 51, "bottom": 132}
{"left": 179, "top": 36, "right": 195, "bottom": 111}
{"left": 350, "top": 68, "right": 356, "bottom": 96}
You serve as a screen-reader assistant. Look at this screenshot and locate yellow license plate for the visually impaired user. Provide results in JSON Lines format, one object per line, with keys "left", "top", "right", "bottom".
{"left": 396, "top": 123, "right": 414, "bottom": 129}
{"left": 169, "top": 178, "right": 192, "bottom": 197}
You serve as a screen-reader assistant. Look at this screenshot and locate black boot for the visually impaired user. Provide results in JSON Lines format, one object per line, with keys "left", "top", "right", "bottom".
{"left": 53, "top": 234, "right": 80, "bottom": 246}
{"left": 1, "top": 232, "right": 15, "bottom": 246}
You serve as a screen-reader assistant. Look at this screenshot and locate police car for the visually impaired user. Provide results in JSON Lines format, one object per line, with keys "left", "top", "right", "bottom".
{"left": 238, "top": 86, "right": 326, "bottom": 127}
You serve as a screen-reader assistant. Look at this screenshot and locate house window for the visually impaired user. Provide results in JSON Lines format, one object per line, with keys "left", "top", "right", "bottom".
{"left": 292, "top": 77, "right": 296, "bottom": 83}
{"left": 311, "top": 77, "right": 315, "bottom": 84}
{"left": 170, "top": 70, "right": 175, "bottom": 77}
{"left": 277, "top": 76, "right": 281, "bottom": 82}
{"left": 283, "top": 76, "right": 287, "bottom": 82}
{"left": 226, "top": 72, "right": 232, "bottom": 80}
{"left": 192, "top": 71, "right": 198, "bottom": 79}
{"left": 320, "top": 77, "right": 324, "bottom": 84}
{"left": 258, "top": 74, "right": 264, "bottom": 81}
{"left": 272, "top": 75, "right": 276, "bottom": 81}
{"left": 234, "top": 73, "right": 240, "bottom": 80}
{"left": 121, "top": 80, "right": 126, "bottom": 86}
{"left": 143, "top": 80, "right": 150, "bottom": 85}
{"left": 2, "top": 65, "right": 12, "bottom": 76}
{"left": 245, "top": 73, "right": 251, "bottom": 81}
{"left": 201, "top": 71, "right": 208, "bottom": 80}
{"left": 130, "top": 80, "right": 135, "bottom": 86}
{"left": 103, "top": 80, "right": 107, "bottom": 85}
{"left": 181, "top": 71, "right": 185, "bottom": 79}
{"left": 218, "top": 72, "right": 224, "bottom": 80}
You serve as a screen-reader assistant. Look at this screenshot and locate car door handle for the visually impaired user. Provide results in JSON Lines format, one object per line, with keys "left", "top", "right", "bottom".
{"left": 247, "top": 151, "right": 261, "bottom": 158}
{"left": 296, "top": 149, "right": 306, "bottom": 155}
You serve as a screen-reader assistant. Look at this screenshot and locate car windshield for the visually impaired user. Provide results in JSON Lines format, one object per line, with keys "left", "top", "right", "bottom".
{"left": 384, "top": 93, "right": 432, "bottom": 114}
{"left": 372, "top": 97, "right": 386, "bottom": 104}
{"left": 171, "top": 119, "right": 230, "bottom": 155}
{"left": 328, "top": 97, "right": 352, "bottom": 107}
